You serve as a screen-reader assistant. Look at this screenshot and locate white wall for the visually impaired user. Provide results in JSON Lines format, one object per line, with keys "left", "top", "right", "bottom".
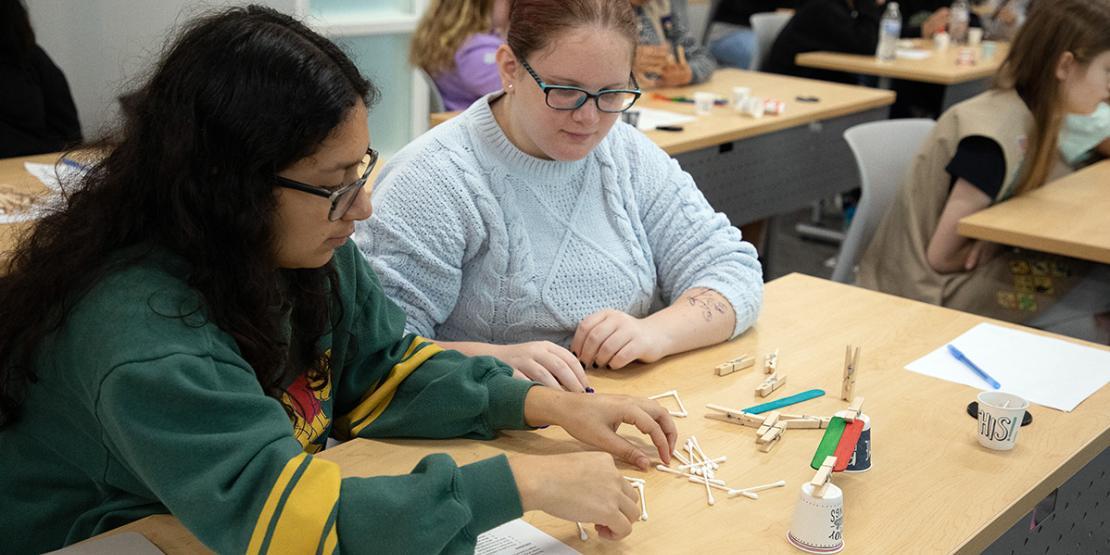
{"left": 26, "top": 1, "right": 296, "bottom": 137}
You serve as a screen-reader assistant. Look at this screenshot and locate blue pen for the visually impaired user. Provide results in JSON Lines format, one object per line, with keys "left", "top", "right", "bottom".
{"left": 61, "top": 158, "right": 88, "bottom": 172}
{"left": 946, "top": 344, "right": 1001, "bottom": 389}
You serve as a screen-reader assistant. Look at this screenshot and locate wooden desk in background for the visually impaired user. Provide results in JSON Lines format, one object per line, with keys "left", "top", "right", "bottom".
{"left": 90, "top": 273, "right": 1110, "bottom": 554}
{"left": 432, "top": 69, "right": 893, "bottom": 229}
{"left": 958, "top": 160, "right": 1110, "bottom": 265}
{"left": 0, "top": 152, "right": 60, "bottom": 268}
{"left": 796, "top": 41, "right": 1010, "bottom": 111}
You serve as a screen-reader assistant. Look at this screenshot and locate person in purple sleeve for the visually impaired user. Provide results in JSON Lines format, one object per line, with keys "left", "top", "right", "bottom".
{"left": 411, "top": 0, "right": 511, "bottom": 111}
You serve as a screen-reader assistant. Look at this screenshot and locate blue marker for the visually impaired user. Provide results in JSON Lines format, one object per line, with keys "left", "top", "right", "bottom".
{"left": 946, "top": 344, "right": 1001, "bottom": 390}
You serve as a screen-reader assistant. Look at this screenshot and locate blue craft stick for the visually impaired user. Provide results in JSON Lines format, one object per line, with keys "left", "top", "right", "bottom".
{"left": 946, "top": 344, "right": 1001, "bottom": 389}
{"left": 742, "top": 389, "right": 825, "bottom": 414}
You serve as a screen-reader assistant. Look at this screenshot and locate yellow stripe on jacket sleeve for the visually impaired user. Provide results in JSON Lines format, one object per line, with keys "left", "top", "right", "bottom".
{"left": 337, "top": 336, "right": 443, "bottom": 437}
{"left": 247, "top": 453, "right": 342, "bottom": 555}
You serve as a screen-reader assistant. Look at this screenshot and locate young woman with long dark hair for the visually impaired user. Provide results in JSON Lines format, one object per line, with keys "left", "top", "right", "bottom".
{"left": 0, "top": 6, "right": 675, "bottom": 552}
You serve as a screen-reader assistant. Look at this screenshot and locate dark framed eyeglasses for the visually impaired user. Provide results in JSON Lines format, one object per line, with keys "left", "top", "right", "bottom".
{"left": 275, "top": 147, "right": 378, "bottom": 221}
{"left": 519, "top": 58, "right": 641, "bottom": 113}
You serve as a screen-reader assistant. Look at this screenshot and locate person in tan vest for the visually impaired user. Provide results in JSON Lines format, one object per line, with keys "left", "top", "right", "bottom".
{"left": 858, "top": 0, "right": 1110, "bottom": 343}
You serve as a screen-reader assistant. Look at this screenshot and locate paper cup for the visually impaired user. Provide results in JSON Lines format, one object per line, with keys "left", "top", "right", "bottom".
{"left": 731, "top": 86, "right": 752, "bottom": 111}
{"left": 976, "top": 391, "right": 1028, "bottom": 451}
{"left": 968, "top": 28, "right": 983, "bottom": 47}
{"left": 787, "top": 482, "right": 844, "bottom": 554}
{"left": 742, "top": 96, "right": 765, "bottom": 118}
{"left": 933, "top": 32, "right": 950, "bottom": 51}
{"left": 981, "top": 41, "right": 998, "bottom": 61}
{"left": 844, "top": 414, "right": 872, "bottom": 473}
{"left": 693, "top": 92, "right": 715, "bottom": 116}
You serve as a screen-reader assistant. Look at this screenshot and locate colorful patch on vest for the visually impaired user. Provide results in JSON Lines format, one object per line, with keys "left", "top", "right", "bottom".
{"left": 1033, "top": 276, "right": 1055, "bottom": 296}
{"left": 1031, "top": 260, "right": 1050, "bottom": 276}
{"left": 1013, "top": 275, "right": 1035, "bottom": 294}
{"left": 281, "top": 350, "right": 334, "bottom": 453}
{"left": 1017, "top": 293, "right": 1038, "bottom": 312}
{"left": 1009, "top": 260, "right": 1030, "bottom": 275}
{"left": 996, "top": 291, "right": 1018, "bottom": 310}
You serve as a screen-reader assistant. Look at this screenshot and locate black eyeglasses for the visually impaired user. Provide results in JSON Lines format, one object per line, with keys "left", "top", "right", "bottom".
{"left": 520, "top": 59, "right": 641, "bottom": 113}
{"left": 275, "top": 147, "right": 378, "bottom": 221}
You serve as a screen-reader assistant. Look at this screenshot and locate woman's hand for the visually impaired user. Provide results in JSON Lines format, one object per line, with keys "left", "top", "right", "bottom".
{"left": 964, "top": 240, "right": 1002, "bottom": 271}
{"left": 524, "top": 387, "right": 677, "bottom": 470}
{"left": 658, "top": 63, "right": 693, "bottom": 87}
{"left": 922, "top": 8, "right": 950, "bottom": 38}
{"left": 508, "top": 452, "right": 642, "bottom": 540}
{"left": 633, "top": 44, "right": 669, "bottom": 77}
{"left": 571, "top": 309, "right": 669, "bottom": 370}
{"left": 488, "top": 341, "right": 590, "bottom": 392}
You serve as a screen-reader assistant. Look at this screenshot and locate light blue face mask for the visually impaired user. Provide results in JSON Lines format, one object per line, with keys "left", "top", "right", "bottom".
{"left": 1059, "top": 102, "right": 1110, "bottom": 165}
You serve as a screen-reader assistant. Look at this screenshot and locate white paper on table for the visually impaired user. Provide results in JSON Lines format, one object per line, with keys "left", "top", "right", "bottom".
{"left": 24, "top": 161, "right": 83, "bottom": 192}
{"left": 905, "top": 323, "right": 1110, "bottom": 412}
{"left": 628, "top": 107, "right": 696, "bottom": 131}
{"left": 475, "top": 519, "right": 581, "bottom": 555}
{"left": 895, "top": 48, "right": 932, "bottom": 60}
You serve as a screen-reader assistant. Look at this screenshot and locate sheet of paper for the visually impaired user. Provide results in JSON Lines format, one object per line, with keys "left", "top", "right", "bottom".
{"left": 475, "top": 519, "right": 581, "bottom": 555}
{"left": 24, "top": 161, "right": 79, "bottom": 192}
{"left": 905, "top": 323, "right": 1110, "bottom": 411}
{"left": 629, "top": 107, "right": 696, "bottom": 131}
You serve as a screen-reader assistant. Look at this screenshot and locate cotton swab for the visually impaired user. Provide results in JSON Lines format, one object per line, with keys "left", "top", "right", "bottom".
{"left": 688, "top": 476, "right": 759, "bottom": 499}
{"left": 576, "top": 522, "right": 588, "bottom": 541}
{"left": 656, "top": 464, "right": 726, "bottom": 485}
{"left": 677, "top": 456, "right": 727, "bottom": 470}
{"left": 734, "top": 479, "right": 787, "bottom": 494}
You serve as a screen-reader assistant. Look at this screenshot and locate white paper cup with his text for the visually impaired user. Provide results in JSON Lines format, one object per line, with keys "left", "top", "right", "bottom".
{"left": 968, "top": 27, "right": 983, "bottom": 47}
{"left": 787, "top": 482, "right": 845, "bottom": 554}
{"left": 693, "top": 91, "right": 716, "bottom": 116}
{"left": 976, "top": 391, "right": 1028, "bottom": 451}
{"left": 731, "top": 86, "right": 752, "bottom": 111}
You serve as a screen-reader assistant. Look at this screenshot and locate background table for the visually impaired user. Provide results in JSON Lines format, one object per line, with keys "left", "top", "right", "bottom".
{"left": 85, "top": 273, "right": 1110, "bottom": 554}
{"left": 0, "top": 152, "right": 59, "bottom": 269}
{"left": 796, "top": 41, "right": 1010, "bottom": 111}
{"left": 959, "top": 160, "right": 1110, "bottom": 265}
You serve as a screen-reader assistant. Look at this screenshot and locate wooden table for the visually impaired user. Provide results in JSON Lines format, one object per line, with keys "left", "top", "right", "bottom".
{"left": 87, "top": 273, "right": 1110, "bottom": 554}
{"left": 958, "top": 160, "right": 1110, "bottom": 265}
{"left": 0, "top": 152, "right": 61, "bottom": 268}
{"left": 796, "top": 41, "right": 1010, "bottom": 110}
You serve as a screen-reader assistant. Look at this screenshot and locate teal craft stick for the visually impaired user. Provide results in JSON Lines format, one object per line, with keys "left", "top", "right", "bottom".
{"left": 742, "top": 389, "right": 825, "bottom": 414}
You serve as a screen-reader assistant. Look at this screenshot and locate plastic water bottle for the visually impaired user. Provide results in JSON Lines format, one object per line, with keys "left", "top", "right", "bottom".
{"left": 876, "top": 2, "right": 902, "bottom": 62}
{"left": 950, "top": 0, "right": 970, "bottom": 43}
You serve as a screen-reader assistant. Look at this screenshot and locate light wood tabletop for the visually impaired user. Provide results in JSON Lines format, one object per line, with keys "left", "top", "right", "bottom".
{"left": 958, "top": 160, "right": 1110, "bottom": 265}
{"left": 795, "top": 40, "right": 1010, "bottom": 85}
{"left": 85, "top": 273, "right": 1110, "bottom": 554}
{"left": 431, "top": 68, "right": 894, "bottom": 157}
{"left": 0, "top": 152, "right": 62, "bottom": 268}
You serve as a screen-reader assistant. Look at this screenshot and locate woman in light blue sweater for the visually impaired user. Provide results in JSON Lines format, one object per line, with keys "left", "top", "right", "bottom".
{"left": 356, "top": 0, "right": 763, "bottom": 391}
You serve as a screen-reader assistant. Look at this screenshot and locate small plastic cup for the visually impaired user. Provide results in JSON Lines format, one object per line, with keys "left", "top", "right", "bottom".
{"left": 693, "top": 92, "right": 716, "bottom": 116}
{"left": 731, "top": 86, "right": 752, "bottom": 112}
{"left": 968, "top": 27, "right": 983, "bottom": 47}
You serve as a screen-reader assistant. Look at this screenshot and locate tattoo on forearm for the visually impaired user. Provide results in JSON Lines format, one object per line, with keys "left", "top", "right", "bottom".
{"left": 687, "top": 290, "right": 728, "bottom": 321}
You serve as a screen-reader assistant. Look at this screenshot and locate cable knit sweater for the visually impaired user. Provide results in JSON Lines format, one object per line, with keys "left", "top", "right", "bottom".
{"left": 355, "top": 94, "right": 762, "bottom": 348}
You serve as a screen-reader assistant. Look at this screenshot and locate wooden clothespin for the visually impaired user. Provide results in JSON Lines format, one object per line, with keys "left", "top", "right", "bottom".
{"left": 705, "top": 404, "right": 764, "bottom": 427}
{"left": 715, "top": 354, "right": 754, "bottom": 376}
{"left": 763, "top": 349, "right": 779, "bottom": 374}
{"left": 756, "top": 414, "right": 786, "bottom": 452}
{"left": 841, "top": 396, "right": 865, "bottom": 421}
{"left": 810, "top": 456, "right": 837, "bottom": 498}
{"left": 648, "top": 389, "right": 689, "bottom": 417}
{"left": 755, "top": 412, "right": 780, "bottom": 435}
{"left": 841, "top": 345, "right": 860, "bottom": 401}
{"left": 756, "top": 372, "right": 787, "bottom": 397}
